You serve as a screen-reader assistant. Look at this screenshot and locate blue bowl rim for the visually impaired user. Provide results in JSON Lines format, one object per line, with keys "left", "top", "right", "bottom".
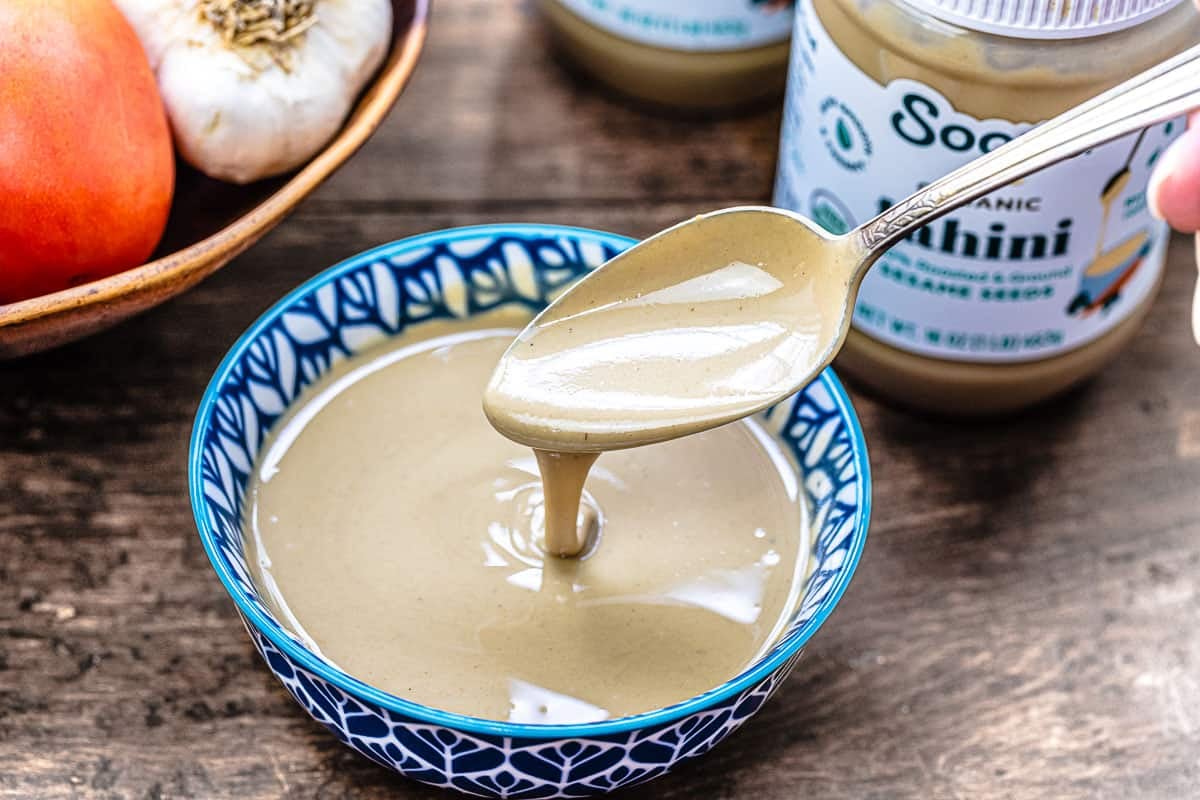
{"left": 188, "top": 222, "right": 872, "bottom": 740}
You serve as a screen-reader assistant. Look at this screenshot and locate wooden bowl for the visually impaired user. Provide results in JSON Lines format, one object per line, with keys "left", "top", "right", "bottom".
{"left": 0, "top": 0, "right": 429, "bottom": 359}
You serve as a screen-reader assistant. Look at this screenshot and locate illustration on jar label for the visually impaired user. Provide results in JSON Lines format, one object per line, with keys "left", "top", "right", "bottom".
{"left": 1065, "top": 151, "right": 1152, "bottom": 319}
{"left": 557, "top": 0, "right": 794, "bottom": 51}
{"left": 774, "top": 0, "right": 1181, "bottom": 363}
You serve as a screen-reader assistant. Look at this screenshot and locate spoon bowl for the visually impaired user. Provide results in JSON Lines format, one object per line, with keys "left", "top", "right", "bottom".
{"left": 484, "top": 207, "right": 858, "bottom": 452}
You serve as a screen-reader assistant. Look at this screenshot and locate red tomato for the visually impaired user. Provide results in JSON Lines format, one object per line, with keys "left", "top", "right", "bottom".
{"left": 0, "top": 0, "right": 174, "bottom": 305}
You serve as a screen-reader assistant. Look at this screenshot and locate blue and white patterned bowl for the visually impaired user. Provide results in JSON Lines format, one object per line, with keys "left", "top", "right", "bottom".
{"left": 189, "top": 224, "right": 871, "bottom": 799}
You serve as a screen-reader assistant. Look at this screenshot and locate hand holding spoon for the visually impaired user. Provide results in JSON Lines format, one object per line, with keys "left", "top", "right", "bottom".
{"left": 486, "top": 44, "right": 1200, "bottom": 453}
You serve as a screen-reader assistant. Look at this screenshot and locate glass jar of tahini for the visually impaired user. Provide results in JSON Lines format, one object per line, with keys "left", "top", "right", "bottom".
{"left": 540, "top": 0, "right": 796, "bottom": 110}
{"left": 774, "top": 0, "right": 1200, "bottom": 414}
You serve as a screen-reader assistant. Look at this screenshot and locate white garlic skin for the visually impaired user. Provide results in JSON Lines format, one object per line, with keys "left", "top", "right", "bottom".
{"left": 114, "top": 0, "right": 393, "bottom": 184}
{"left": 112, "top": 0, "right": 185, "bottom": 70}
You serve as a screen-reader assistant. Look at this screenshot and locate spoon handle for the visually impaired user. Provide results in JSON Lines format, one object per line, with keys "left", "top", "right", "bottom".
{"left": 850, "top": 42, "right": 1200, "bottom": 262}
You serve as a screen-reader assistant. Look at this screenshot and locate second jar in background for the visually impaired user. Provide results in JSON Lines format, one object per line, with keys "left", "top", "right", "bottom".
{"left": 775, "top": 0, "right": 1200, "bottom": 414}
{"left": 540, "top": 0, "right": 795, "bottom": 110}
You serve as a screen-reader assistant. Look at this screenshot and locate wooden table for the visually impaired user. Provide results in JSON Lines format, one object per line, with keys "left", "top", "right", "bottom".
{"left": 4, "top": 3, "right": 1200, "bottom": 798}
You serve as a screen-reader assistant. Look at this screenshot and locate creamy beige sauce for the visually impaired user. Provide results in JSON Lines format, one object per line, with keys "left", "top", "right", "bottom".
{"left": 246, "top": 323, "right": 809, "bottom": 723}
{"left": 533, "top": 450, "right": 600, "bottom": 556}
{"left": 484, "top": 208, "right": 851, "bottom": 453}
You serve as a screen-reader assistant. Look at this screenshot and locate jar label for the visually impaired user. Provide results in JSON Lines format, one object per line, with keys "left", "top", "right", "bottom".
{"left": 774, "top": 0, "right": 1179, "bottom": 363}
{"left": 556, "top": 0, "right": 794, "bottom": 51}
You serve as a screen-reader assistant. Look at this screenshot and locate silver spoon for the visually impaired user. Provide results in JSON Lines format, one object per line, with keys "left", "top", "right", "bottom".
{"left": 485, "top": 44, "right": 1200, "bottom": 453}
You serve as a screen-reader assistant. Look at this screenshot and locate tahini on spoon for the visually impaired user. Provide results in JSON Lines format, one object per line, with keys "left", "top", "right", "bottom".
{"left": 485, "top": 43, "right": 1200, "bottom": 453}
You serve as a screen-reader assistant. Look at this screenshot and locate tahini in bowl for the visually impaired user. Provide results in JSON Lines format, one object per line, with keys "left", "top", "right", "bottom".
{"left": 189, "top": 223, "right": 871, "bottom": 798}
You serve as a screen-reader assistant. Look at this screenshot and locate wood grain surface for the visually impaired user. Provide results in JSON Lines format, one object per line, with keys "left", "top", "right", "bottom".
{"left": 3, "top": 2, "right": 1199, "bottom": 798}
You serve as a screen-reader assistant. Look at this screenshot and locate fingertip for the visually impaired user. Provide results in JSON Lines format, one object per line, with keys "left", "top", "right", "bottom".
{"left": 1150, "top": 126, "right": 1200, "bottom": 232}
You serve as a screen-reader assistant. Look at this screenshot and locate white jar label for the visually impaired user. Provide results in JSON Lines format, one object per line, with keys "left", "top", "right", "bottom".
{"left": 774, "top": 0, "right": 1179, "bottom": 363}
{"left": 557, "top": 0, "right": 794, "bottom": 51}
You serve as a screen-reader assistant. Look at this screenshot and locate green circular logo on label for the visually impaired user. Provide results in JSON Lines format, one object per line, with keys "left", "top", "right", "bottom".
{"left": 809, "top": 189, "right": 855, "bottom": 235}
{"left": 818, "top": 96, "right": 872, "bottom": 172}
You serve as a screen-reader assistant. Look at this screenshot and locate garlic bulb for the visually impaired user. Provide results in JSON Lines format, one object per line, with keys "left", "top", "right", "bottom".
{"left": 115, "top": 0, "right": 392, "bottom": 184}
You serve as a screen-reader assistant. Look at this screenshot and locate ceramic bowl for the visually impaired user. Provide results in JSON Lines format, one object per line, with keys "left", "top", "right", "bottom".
{"left": 0, "top": 0, "right": 428, "bottom": 359}
{"left": 190, "top": 224, "right": 871, "bottom": 798}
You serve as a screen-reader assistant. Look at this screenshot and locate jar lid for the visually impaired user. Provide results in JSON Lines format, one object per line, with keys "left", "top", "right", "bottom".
{"left": 903, "top": 0, "right": 1187, "bottom": 38}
